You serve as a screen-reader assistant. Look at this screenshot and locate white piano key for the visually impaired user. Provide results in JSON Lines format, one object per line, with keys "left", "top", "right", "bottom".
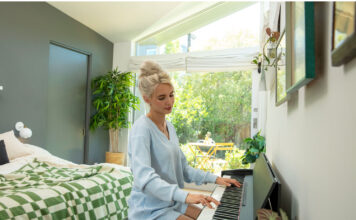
{"left": 197, "top": 185, "right": 226, "bottom": 220}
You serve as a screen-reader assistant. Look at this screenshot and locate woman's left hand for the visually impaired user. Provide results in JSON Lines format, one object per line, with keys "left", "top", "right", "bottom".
{"left": 215, "top": 177, "right": 241, "bottom": 187}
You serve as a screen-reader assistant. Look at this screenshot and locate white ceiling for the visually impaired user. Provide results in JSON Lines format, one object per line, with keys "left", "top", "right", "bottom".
{"left": 48, "top": 2, "right": 184, "bottom": 43}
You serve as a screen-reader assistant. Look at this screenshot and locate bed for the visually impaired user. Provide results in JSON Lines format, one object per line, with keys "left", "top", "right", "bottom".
{"left": 0, "top": 132, "right": 133, "bottom": 220}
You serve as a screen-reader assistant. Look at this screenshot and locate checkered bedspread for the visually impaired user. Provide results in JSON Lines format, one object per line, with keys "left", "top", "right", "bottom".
{"left": 0, "top": 159, "right": 133, "bottom": 219}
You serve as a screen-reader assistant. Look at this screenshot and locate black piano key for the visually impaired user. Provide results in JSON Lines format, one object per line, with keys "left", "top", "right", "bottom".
{"left": 215, "top": 207, "right": 239, "bottom": 214}
{"left": 213, "top": 212, "right": 239, "bottom": 219}
{"left": 213, "top": 216, "right": 231, "bottom": 220}
{"left": 212, "top": 175, "right": 245, "bottom": 220}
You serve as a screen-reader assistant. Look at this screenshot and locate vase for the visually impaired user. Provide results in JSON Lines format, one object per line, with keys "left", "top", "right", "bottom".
{"left": 267, "top": 46, "right": 277, "bottom": 59}
{"left": 109, "top": 128, "right": 119, "bottom": 152}
{"left": 106, "top": 152, "right": 125, "bottom": 165}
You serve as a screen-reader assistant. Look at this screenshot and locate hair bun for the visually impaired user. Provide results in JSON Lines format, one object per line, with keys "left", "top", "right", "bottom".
{"left": 140, "top": 60, "right": 163, "bottom": 77}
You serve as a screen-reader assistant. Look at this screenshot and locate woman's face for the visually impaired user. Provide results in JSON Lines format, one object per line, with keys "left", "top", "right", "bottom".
{"left": 145, "top": 83, "right": 175, "bottom": 115}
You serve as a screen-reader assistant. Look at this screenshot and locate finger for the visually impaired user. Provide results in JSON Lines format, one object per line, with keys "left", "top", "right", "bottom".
{"left": 204, "top": 199, "right": 213, "bottom": 209}
{"left": 226, "top": 178, "right": 241, "bottom": 187}
{"left": 225, "top": 182, "right": 232, "bottom": 187}
{"left": 207, "top": 196, "right": 220, "bottom": 206}
{"left": 233, "top": 180, "right": 241, "bottom": 187}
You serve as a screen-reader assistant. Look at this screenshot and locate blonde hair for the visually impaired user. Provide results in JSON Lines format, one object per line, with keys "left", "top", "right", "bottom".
{"left": 139, "top": 60, "right": 173, "bottom": 98}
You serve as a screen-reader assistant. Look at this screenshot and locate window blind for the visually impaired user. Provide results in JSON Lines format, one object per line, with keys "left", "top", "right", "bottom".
{"left": 128, "top": 47, "right": 259, "bottom": 72}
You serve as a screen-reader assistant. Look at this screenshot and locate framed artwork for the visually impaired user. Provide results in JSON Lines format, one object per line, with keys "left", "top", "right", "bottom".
{"left": 285, "top": 2, "right": 315, "bottom": 95}
{"left": 274, "top": 29, "right": 288, "bottom": 106}
{"left": 331, "top": 2, "right": 356, "bottom": 66}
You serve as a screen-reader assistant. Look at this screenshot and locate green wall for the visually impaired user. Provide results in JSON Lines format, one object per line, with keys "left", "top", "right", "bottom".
{"left": 0, "top": 2, "right": 113, "bottom": 164}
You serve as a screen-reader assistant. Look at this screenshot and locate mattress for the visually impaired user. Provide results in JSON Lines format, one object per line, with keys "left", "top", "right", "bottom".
{"left": 0, "top": 144, "right": 133, "bottom": 219}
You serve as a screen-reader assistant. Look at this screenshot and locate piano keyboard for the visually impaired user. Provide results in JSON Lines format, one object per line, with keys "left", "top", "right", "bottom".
{"left": 198, "top": 175, "right": 245, "bottom": 220}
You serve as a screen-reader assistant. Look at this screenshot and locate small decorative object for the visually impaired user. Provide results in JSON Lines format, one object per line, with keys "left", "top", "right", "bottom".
{"left": 331, "top": 2, "right": 356, "bottom": 66}
{"left": 257, "top": 208, "right": 289, "bottom": 220}
{"left": 90, "top": 68, "right": 139, "bottom": 165}
{"left": 241, "top": 131, "right": 265, "bottom": 165}
{"left": 264, "top": 27, "right": 280, "bottom": 59}
{"left": 15, "top": 122, "right": 32, "bottom": 141}
{"left": 285, "top": 2, "right": 315, "bottom": 94}
{"left": 251, "top": 28, "right": 280, "bottom": 73}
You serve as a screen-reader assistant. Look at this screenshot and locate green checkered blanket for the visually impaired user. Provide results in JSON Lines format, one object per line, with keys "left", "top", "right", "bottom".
{"left": 0, "top": 159, "right": 133, "bottom": 219}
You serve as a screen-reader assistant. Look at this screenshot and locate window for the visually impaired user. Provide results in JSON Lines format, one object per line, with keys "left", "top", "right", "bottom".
{"left": 136, "top": 3, "right": 260, "bottom": 56}
{"left": 132, "top": 2, "right": 260, "bottom": 174}
{"left": 167, "top": 71, "right": 251, "bottom": 174}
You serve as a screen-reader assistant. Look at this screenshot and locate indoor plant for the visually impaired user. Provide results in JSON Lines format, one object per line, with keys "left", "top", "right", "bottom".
{"left": 241, "top": 131, "right": 266, "bottom": 165}
{"left": 251, "top": 27, "right": 280, "bottom": 73}
{"left": 257, "top": 208, "right": 289, "bottom": 220}
{"left": 90, "top": 68, "right": 139, "bottom": 164}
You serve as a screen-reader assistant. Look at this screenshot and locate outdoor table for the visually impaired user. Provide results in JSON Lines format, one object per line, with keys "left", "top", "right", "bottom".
{"left": 188, "top": 142, "right": 234, "bottom": 171}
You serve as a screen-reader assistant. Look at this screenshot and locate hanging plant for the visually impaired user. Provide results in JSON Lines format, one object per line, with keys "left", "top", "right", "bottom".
{"left": 251, "top": 27, "right": 281, "bottom": 73}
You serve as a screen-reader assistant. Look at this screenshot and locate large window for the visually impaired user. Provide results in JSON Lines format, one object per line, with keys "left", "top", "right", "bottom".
{"left": 136, "top": 3, "right": 260, "bottom": 56}
{"left": 167, "top": 71, "right": 252, "bottom": 174}
{"left": 132, "top": 2, "right": 260, "bottom": 174}
{"left": 168, "top": 71, "right": 251, "bottom": 145}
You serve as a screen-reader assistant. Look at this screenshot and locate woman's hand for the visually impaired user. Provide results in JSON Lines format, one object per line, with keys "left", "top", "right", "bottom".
{"left": 185, "top": 193, "right": 220, "bottom": 209}
{"left": 215, "top": 177, "right": 241, "bottom": 187}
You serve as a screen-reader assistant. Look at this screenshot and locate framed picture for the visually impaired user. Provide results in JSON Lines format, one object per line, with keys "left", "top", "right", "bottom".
{"left": 285, "top": 2, "right": 315, "bottom": 95}
{"left": 331, "top": 2, "right": 356, "bottom": 66}
{"left": 274, "top": 29, "right": 288, "bottom": 106}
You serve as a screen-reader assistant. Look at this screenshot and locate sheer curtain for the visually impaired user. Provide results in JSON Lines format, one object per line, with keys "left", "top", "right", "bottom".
{"left": 129, "top": 47, "right": 259, "bottom": 73}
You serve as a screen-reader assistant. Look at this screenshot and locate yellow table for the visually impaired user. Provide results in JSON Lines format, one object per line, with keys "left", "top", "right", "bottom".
{"left": 188, "top": 142, "right": 234, "bottom": 172}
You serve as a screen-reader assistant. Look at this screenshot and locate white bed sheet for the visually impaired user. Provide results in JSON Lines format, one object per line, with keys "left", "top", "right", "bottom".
{"left": 0, "top": 144, "right": 130, "bottom": 174}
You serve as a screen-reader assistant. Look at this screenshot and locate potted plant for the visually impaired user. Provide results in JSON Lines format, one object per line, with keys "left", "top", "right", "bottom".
{"left": 241, "top": 131, "right": 266, "bottom": 165}
{"left": 90, "top": 68, "right": 139, "bottom": 165}
{"left": 257, "top": 208, "right": 289, "bottom": 220}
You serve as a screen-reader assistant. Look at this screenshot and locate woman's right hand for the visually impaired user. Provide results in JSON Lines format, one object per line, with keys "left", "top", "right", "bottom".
{"left": 185, "top": 193, "right": 220, "bottom": 209}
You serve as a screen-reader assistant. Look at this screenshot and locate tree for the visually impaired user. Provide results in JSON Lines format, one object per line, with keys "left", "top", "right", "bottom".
{"left": 168, "top": 70, "right": 252, "bottom": 145}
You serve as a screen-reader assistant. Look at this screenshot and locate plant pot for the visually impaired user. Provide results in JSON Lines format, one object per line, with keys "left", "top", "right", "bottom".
{"left": 106, "top": 152, "right": 125, "bottom": 165}
{"left": 109, "top": 129, "right": 119, "bottom": 152}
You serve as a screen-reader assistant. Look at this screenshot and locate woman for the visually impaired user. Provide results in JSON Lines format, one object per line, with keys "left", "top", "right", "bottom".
{"left": 128, "top": 61, "right": 240, "bottom": 220}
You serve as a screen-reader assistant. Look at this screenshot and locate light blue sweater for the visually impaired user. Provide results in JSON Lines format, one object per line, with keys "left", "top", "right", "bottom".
{"left": 128, "top": 115, "right": 218, "bottom": 220}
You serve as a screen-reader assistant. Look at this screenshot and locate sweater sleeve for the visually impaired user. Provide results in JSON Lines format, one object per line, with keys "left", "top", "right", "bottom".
{"left": 129, "top": 134, "right": 188, "bottom": 203}
{"left": 179, "top": 149, "right": 218, "bottom": 185}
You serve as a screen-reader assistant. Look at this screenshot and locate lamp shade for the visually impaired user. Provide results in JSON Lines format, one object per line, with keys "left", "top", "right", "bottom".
{"left": 15, "top": 122, "right": 24, "bottom": 131}
{"left": 19, "top": 128, "right": 32, "bottom": 139}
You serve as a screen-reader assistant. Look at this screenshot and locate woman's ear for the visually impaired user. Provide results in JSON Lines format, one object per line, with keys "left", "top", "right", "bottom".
{"left": 143, "top": 95, "right": 151, "bottom": 105}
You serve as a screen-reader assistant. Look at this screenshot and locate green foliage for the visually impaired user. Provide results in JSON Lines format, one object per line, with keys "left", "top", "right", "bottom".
{"left": 180, "top": 144, "right": 196, "bottom": 167}
{"left": 225, "top": 148, "right": 249, "bottom": 170}
{"left": 241, "top": 131, "right": 266, "bottom": 164}
{"left": 165, "top": 40, "right": 180, "bottom": 54}
{"left": 257, "top": 208, "right": 289, "bottom": 220}
{"left": 90, "top": 68, "right": 140, "bottom": 131}
{"left": 168, "top": 71, "right": 252, "bottom": 145}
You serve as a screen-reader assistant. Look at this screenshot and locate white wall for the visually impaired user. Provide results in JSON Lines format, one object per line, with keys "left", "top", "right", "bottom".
{"left": 265, "top": 3, "right": 356, "bottom": 219}
{"left": 113, "top": 41, "right": 133, "bottom": 165}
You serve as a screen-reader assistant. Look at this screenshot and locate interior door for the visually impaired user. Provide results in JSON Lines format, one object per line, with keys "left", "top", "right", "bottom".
{"left": 48, "top": 44, "right": 87, "bottom": 164}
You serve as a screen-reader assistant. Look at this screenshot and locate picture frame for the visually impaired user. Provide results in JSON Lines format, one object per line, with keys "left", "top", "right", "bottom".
{"left": 285, "top": 2, "right": 315, "bottom": 95}
{"left": 331, "top": 2, "right": 356, "bottom": 66}
{"left": 274, "top": 29, "right": 288, "bottom": 106}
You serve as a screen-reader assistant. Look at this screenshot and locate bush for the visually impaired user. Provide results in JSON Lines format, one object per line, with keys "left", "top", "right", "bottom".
{"left": 225, "top": 148, "right": 250, "bottom": 170}
{"left": 180, "top": 144, "right": 196, "bottom": 167}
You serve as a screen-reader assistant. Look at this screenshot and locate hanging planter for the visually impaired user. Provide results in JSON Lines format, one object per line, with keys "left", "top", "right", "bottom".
{"left": 251, "top": 27, "right": 280, "bottom": 73}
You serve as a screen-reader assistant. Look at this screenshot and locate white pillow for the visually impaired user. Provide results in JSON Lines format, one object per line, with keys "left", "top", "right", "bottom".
{"left": 23, "top": 144, "right": 51, "bottom": 156}
{"left": 0, "top": 130, "right": 32, "bottom": 160}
